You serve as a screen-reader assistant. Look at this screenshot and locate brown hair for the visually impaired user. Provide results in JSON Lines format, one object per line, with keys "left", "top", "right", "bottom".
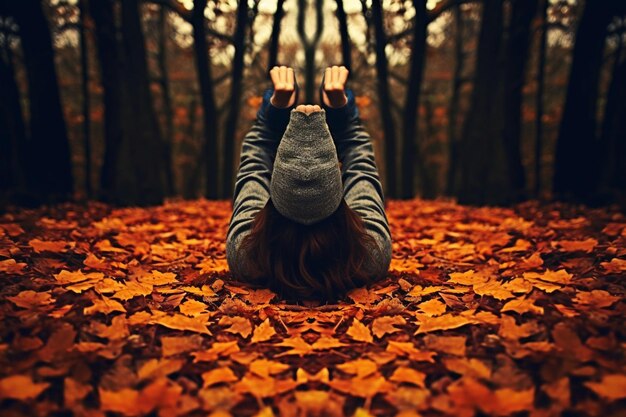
{"left": 238, "top": 197, "right": 379, "bottom": 302}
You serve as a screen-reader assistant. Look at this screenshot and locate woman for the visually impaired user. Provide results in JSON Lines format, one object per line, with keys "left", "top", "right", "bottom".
{"left": 225, "top": 65, "right": 392, "bottom": 302}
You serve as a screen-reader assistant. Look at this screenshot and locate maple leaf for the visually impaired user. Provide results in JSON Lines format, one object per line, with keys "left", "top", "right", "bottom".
{"left": 0, "top": 259, "right": 27, "bottom": 274}
{"left": 372, "top": 315, "right": 407, "bottom": 338}
{"left": 29, "top": 238, "right": 72, "bottom": 253}
{"left": 414, "top": 313, "right": 474, "bottom": 334}
{"left": 386, "top": 341, "right": 437, "bottom": 362}
{"left": 501, "top": 297, "right": 544, "bottom": 315}
{"left": 7, "top": 290, "right": 55, "bottom": 308}
{"left": 417, "top": 298, "right": 447, "bottom": 316}
{"left": 84, "top": 296, "right": 126, "bottom": 315}
{"left": 202, "top": 367, "right": 239, "bottom": 388}
{"left": 179, "top": 299, "right": 208, "bottom": 317}
{"left": 192, "top": 341, "right": 240, "bottom": 362}
{"left": 336, "top": 359, "right": 378, "bottom": 379}
{"left": 423, "top": 335, "right": 467, "bottom": 356}
{"left": 0, "top": 374, "right": 50, "bottom": 400}
{"left": 219, "top": 316, "right": 253, "bottom": 338}
{"left": 584, "top": 374, "right": 626, "bottom": 401}
{"left": 251, "top": 318, "right": 277, "bottom": 343}
{"left": 346, "top": 319, "right": 373, "bottom": 343}
{"left": 152, "top": 312, "right": 212, "bottom": 334}
{"left": 249, "top": 359, "right": 290, "bottom": 378}
{"left": 389, "top": 367, "right": 427, "bottom": 387}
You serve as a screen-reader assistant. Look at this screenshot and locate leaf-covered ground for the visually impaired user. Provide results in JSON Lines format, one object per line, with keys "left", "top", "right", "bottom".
{"left": 0, "top": 198, "right": 625, "bottom": 417}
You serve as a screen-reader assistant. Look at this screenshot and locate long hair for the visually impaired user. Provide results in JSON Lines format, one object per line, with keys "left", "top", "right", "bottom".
{"left": 238, "top": 197, "right": 379, "bottom": 302}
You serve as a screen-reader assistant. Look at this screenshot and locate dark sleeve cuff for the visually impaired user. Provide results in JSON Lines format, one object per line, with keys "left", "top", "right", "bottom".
{"left": 258, "top": 88, "right": 298, "bottom": 135}
{"left": 321, "top": 88, "right": 358, "bottom": 134}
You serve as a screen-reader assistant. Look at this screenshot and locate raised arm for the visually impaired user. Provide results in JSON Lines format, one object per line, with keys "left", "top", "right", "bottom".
{"left": 226, "top": 87, "right": 296, "bottom": 280}
{"left": 320, "top": 83, "right": 393, "bottom": 280}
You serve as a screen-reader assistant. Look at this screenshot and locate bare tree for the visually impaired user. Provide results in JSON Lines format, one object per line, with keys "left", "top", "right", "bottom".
{"left": 502, "top": 0, "right": 539, "bottom": 202}
{"left": 401, "top": 0, "right": 430, "bottom": 199}
{"left": 553, "top": 1, "right": 613, "bottom": 202}
{"left": 9, "top": 0, "right": 74, "bottom": 203}
{"left": 456, "top": 0, "right": 511, "bottom": 205}
{"left": 535, "top": 0, "right": 548, "bottom": 197}
{"left": 222, "top": 0, "right": 249, "bottom": 199}
{"left": 297, "top": 0, "right": 324, "bottom": 103}
{"left": 268, "top": 0, "right": 286, "bottom": 71}
{"left": 335, "top": 0, "right": 352, "bottom": 71}
{"left": 79, "top": 0, "right": 92, "bottom": 199}
{"left": 371, "top": 0, "right": 398, "bottom": 198}
{"left": 158, "top": 6, "right": 175, "bottom": 196}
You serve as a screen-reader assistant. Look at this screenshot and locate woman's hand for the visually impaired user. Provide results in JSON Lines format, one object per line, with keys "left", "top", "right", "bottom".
{"left": 295, "top": 104, "right": 322, "bottom": 115}
{"left": 270, "top": 66, "right": 296, "bottom": 108}
{"left": 321, "top": 66, "right": 349, "bottom": 108}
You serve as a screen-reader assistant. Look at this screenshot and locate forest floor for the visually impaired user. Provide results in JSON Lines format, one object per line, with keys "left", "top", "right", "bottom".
{"left": 0, "top": 198, "right": 625, "bottom": 417}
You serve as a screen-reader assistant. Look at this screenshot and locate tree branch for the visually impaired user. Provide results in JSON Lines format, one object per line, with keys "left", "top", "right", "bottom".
{"left": 145, "top": 0, "right": 233, "bottom": 43}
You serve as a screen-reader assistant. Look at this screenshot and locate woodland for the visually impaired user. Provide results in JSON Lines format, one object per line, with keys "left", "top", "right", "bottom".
{"left": 0, "top": 0, "right": 625, "bottom": 416}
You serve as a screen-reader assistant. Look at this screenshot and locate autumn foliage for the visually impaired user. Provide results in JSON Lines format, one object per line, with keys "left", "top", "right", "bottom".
{"left": 0, "top": 198, "right": 625, "bottom": 416}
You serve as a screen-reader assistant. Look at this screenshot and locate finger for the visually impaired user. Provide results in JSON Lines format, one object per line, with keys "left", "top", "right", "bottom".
{"left": 324, "top": 67, "right": 332, "bottom": 90}
{"left": 296, "top": 104, "right": 307, "bottom": 113}
{"left": 280, "top": 66, "right": 287, "bottom": 84}
{"left": 332, "top": 66, "right": 339, "bottom": 87}
{"left": 287, "top": 67, "right": 294, "bottom": 88}
{"left": 270, "top": 67, "right": 279, "bottom": 86}
{"left": 338, "top": 66, "right": 349, "bottom": 86}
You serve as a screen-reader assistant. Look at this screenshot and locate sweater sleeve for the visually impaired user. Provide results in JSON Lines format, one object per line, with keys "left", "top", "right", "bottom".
{"left": 226, "top": 88, "right": 296, "bottom": 281}
{"left": 321, "top": 89, "right": 393, "bottom": 280}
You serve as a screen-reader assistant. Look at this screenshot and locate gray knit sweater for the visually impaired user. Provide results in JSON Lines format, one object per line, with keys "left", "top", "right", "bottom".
{"left": 225, "top": 88, "right": 392, "bottom": 284}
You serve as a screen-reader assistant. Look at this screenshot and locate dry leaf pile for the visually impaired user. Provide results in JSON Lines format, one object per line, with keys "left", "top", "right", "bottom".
{"left": 0, "top": 198, "right": 625, "bottom": 417}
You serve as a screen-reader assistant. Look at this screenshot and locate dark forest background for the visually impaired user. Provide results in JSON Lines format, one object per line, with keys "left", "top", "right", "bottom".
{"left": 0, "top": 0, "right": 625, "bottom": 209}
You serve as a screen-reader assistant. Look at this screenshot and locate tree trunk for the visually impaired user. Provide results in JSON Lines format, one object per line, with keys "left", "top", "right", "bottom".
{"left": 118, "top": 0, "right": 165, "bottom": 206}
{"left": 268, "top": 0, "right": 285, "bottom": 71}
{"left": 552, "top": 1, "right": 613, "bottom": 202}
{"left": 79, "top": 0, "right": 92, "bottom": 199}
{"left": 598, "top": 44, "right": 626, "bottom": 197}
{"left": 446, "top": 3, "right": 464, "bottom": 195}
{"left": 401, "top": 0, "right": 429, "bottom": 199}
{"left": 158, "top": 6, "right": 175, "bottom": 196}
{"left": 297, "top": 0, "right": 324, "bottom": 104}
{"left": 336, "top": 0, "right": 352, "bottom": 71}
{"left": 192, "top": 0, "right": 219, "bottom": 199}
{"left": 11, "top": 0, "right": 74, "bottom": 203}
{"left": 502, "top": 0, "right": 538, "bottom": 202}
{"left": 534, "top": 0, "right": 548, "bottom": 197}
{"left": 457, "top": 0, "right": 510, "bottom": 205}
{"left": 0, "top": 42, "right": 27, "bottom": 194}
{"left": 89, "top": 0, "right": 126, "bottom": 202}
{"left": 222, "top": 0, "right": 249, "bottom": 199}
{"left": 371, "top": 0, "right": 398, "bottom": 198}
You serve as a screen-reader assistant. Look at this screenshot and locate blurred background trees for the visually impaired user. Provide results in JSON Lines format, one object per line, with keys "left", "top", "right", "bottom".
{"left": 0, "top": 0, "right": 624, "bottom": 208}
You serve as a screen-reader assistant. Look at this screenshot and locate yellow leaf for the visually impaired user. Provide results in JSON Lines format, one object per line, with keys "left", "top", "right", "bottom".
{"left": 386, "top": 341, "right": 436, "bottom": 362}
{"left": 336, "top": 359, "right": 378, "bottom": 378}
{"left": 202, "top": 367, "right": 238, "bottom": 388}
{"left": 249, "top": 359, "right": 290, "bottom": 378}
{"left": 389, "top": 367, "right": 426, "bottom": 387}
{"left": 219, "top": 316, "right": 252, "bottom": 338}
{"left": 192, "top": 341, "right": 240, "bottom": 362}
{"left": 417, "top": 299, "right": 447, "bottom": 316}
{"left": 179, "top": 299, "right": 208, "bottom": 317}
{"left": 84, "top": 296, "right": 126, "bottom": 315}
{"left": 371, "top": 315, "right": 407, "bottom": 338}
{"left": 251, "top": 318, "right": 276, "bottom": 343}
{"left": 501, "top": 297, "right": 544, "bottom": 315}
{"left": 346, "top": 319, "right": 373, "bottom": 343}
{"left": 414, "top": 314, "right": 474, "bottom": 334}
